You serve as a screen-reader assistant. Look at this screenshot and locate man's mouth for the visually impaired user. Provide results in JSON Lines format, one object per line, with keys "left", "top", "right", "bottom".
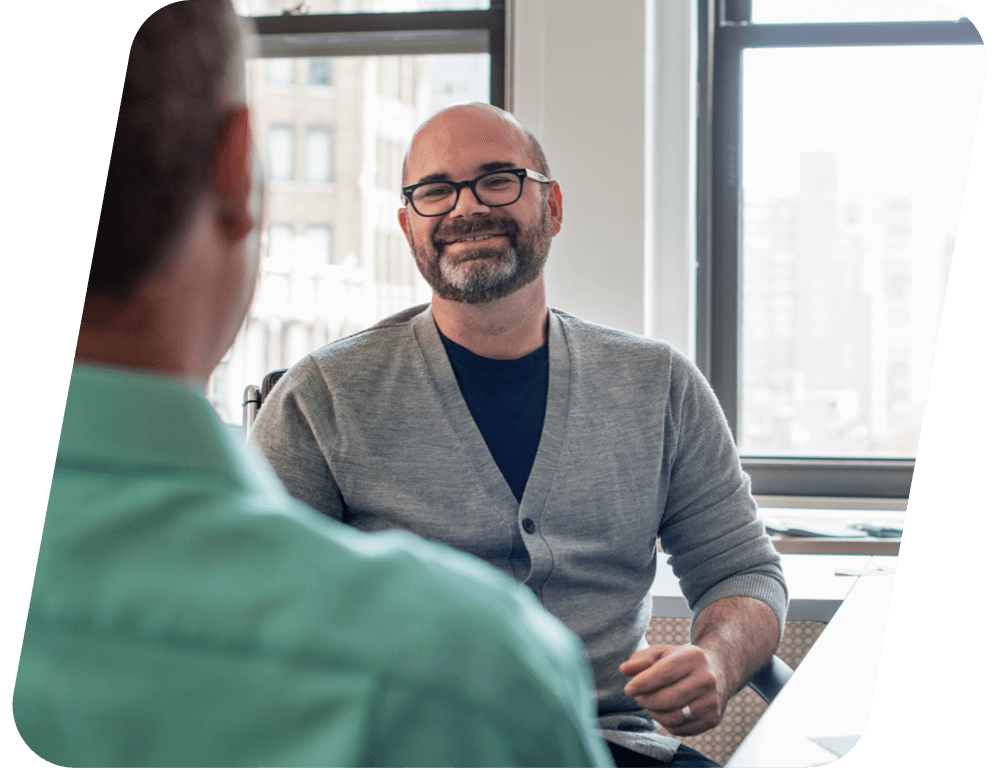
{"left": 447, "top": 233, "right": 505, "bottom": 245}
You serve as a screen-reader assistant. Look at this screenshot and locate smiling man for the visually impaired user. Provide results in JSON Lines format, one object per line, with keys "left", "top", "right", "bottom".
{"left": 252, "top": 102, "right": 788, "bottom": 768}
{"left": 398, "top": 108, "right": 557, "bottom": 361}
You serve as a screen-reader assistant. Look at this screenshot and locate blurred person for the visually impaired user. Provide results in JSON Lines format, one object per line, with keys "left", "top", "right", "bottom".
{"left": 11, "top": 5, "right": 612, "bottom": 767}
{"left": 252, "top": 103, "right": 788, "bottom": 768}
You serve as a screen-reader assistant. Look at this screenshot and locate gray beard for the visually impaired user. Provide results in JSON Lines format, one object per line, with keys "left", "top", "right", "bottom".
{"left": 409, "top": 208, "right": 551, "bottom": 305}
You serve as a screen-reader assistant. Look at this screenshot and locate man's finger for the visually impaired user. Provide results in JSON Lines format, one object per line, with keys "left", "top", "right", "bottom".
{"left": 618, "top": 645, "right": 676, "bottom": 676}
{"left": 618, "top": 654, "right": 659, "bottom": 676}
{"left": 648, "top": 697, "right": 723, "bottom": 737}
{"left": 623, "top": 649, "right": 697, "bottom": 697}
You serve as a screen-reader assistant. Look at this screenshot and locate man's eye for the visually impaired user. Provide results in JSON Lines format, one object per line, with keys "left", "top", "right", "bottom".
{"left": 417, "top": 185, "right": 452, "bottom": 200}
{"left": 482, "top": 176, "right": 515, "bottom": 188}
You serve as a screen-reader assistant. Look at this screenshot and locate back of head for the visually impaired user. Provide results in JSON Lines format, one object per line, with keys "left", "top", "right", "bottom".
{"left": 89, "top": 0, "right": 246, "bottom": 302}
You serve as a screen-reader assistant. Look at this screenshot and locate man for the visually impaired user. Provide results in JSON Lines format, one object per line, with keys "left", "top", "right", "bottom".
{"left": 251, "top": 102, "right": 788, "bottom": 767}
{"left": 12, "top": 5, "right": 612, "bottom": 767}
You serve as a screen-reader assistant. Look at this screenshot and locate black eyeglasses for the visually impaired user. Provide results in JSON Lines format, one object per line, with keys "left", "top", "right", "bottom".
{"left": 401, "top": 168, "right": 551, "bottom": 217}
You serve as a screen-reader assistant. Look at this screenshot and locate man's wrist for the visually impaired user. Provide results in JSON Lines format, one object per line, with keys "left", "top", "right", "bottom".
{"left": 691, "top": 596, "right": 780, "bottom": 700}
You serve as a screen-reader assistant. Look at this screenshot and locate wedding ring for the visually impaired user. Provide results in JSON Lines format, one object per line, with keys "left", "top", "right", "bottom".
{"left": 681, "top": 705, "right": 693, "bottom": 724}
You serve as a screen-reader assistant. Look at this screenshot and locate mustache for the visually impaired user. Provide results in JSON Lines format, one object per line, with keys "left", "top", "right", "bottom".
{"left": 432, "top": 217, "right": 519, "bottom": 247}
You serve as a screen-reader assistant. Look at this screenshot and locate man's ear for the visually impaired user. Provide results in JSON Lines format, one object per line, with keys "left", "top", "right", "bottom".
{"left": 397, "top": 207, "right": 410, "bottom": 238}
{"left": 212, "top": 107, "right": 253, "bottom": 240}
{"left": 546, "top": 180, "right": 564, "bottom": 237}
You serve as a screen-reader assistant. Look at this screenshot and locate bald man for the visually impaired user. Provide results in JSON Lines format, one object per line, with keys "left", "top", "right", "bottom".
{"left": 253, "top": 103, "right": 788, "bottom": 768}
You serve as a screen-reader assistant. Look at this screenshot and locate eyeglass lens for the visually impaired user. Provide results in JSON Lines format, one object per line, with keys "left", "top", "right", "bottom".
{"left": 411, "top": 171, "right": 522, "bottom": 215}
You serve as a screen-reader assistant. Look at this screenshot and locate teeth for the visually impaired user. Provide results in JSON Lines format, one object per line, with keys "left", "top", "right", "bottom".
{"left": 456, "top": 234, "right": 498, "bottom": 243}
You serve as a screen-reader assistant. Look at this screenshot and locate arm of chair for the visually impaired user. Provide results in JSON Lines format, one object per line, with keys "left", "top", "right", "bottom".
{"left": 747, "top": 655, "right": 793, "bottom": 705}
{"left": 242, "top": 385, "right": 262, "bottom": 441}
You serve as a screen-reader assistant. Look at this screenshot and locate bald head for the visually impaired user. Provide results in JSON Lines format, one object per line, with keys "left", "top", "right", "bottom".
{"left": 401, "top": 103, "right": 550, "bottom": 188}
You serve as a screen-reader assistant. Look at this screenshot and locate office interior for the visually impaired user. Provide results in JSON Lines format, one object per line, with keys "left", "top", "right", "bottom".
{"left": 8, "top": 0, "right": 997, "bottom": 767}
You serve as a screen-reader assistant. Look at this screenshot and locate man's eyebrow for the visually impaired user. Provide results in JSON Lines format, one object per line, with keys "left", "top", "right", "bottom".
{"left": 413, "top": 161, "right": 519, "bottom": 185}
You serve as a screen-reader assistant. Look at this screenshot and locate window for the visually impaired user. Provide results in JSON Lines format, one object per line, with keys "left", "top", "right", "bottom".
{"left": 304, "top": 225, "right": 333, "bottom": 264}
{"left": 267, "top": 57, "right": 295, "bottom": 85}
{"left": 699, "top": 0, "right": 984, "bottom": 497}
{"left": 304, "top": 127, "right": 332, "bottom": 183}
{"left": 375, "top": 136, "right": 404, "bottom": 191}
{"left": 268, "top": 224, "right": 294, "bottom": 260}
{"left": 307, "top": 59, "right": 332, "bottom": 86}
{"left": 208, "top": 1, "right": 504, "bottom": 425}
{"left": 267, "top": 124, "right": 295, "bottom": 182}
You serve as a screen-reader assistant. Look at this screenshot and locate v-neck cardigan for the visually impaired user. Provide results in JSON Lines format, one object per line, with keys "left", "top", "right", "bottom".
{"left": 253, "top": 304, "right": 787, "bottom": 756}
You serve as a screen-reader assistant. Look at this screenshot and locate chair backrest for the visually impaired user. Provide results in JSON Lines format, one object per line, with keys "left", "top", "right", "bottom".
{"left": 242, "top": 369, "right": 288, "bottom": 440}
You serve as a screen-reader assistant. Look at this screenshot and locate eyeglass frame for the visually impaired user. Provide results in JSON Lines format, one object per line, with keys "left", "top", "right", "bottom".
{"left": 401, "top": 168, "right": 552, "bottom": 217}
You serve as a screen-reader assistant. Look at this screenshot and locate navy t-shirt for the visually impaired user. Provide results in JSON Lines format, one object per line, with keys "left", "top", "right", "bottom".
{"left": 439, "top": 332, "right": 549, "bottom": 502}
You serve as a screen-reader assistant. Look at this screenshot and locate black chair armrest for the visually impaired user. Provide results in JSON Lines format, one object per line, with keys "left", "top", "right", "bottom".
{"left": 748, "top": 655, "right": 793, "bottom": 705}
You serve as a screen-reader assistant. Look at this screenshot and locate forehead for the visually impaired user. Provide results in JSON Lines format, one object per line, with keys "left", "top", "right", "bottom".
{"left": 405, "top": 109, "right": 533, "bottom": 182}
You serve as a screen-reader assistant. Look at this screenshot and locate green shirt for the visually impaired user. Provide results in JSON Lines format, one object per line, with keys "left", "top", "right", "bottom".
{"left": 13, "top": 363, "right": 612, "bottom": 768}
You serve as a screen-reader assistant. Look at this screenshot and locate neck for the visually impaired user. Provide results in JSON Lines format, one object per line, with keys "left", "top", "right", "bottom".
{"left": 75, "top": 293, "right": 211, "bottom": 387}
{"left": 431, "top": 277, "right": 548, "bottom": 359}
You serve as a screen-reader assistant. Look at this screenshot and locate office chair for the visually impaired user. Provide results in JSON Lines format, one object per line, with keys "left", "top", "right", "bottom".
{"left": 242, "top": 368, "right": 288, "bottom": 439}
{"left": 242, "top": 370, "right": 795, "bottom": 705}
{"left": 748, "top": 655, "right": 793, "bottom": 704}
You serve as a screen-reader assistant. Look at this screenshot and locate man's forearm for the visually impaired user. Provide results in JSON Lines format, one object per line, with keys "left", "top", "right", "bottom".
{"left": 690, "top": 595, "right": 780, "bottom": 702}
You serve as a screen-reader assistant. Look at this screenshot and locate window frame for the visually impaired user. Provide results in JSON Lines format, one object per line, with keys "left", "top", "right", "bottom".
{"left": 696, "top": 0, "right": 983, "bottom": 499}
{"left": 248, "top": 3, "right": 508, "bottom": 109}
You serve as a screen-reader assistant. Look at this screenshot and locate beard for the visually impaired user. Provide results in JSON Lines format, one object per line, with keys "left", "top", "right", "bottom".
{"left": 407, "top": 205, "right": 552, "bottom": 305}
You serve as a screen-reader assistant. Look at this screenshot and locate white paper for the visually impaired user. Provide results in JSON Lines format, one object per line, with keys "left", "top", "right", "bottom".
{"left": 810, "top": 734, "right": 862, "bottom": 758}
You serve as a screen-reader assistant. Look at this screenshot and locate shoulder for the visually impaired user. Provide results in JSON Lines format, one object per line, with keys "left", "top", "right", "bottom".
{"left": 551, "top": 307, "right": 704, "bottom": 383}
{"left": 252, "top": 511, "right": 592, "bottom": 701}
{"left": 553, "top": 307, "right": 677, "bottom": 356}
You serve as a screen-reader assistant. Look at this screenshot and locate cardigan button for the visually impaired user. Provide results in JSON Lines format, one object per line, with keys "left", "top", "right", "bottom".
{"left": 522, "top": 518, "right": 535, "bottom": 535}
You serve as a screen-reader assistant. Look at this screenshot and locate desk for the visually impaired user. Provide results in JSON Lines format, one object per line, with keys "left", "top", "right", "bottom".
{"left": 651, "top": 552, "right": 870, "bottom": 623}
{"left": 772, "top": 537, "right": 900, "bottom": 556}
{"left": 725, "top": 556, "right": 896, "bottom": 767}
{"left": 760, "top": 507, "right": 904, "bottom": 556}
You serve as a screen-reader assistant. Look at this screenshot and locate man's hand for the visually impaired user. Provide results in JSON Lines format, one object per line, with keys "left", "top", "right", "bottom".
{"left": 620, "top": 596, "right": 781, "bottom": 737}
{"left": 619, "top": 644, "right": 730, "bottom": 736}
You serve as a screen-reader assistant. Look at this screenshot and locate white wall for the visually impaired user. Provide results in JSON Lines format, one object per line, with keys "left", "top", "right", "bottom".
{"left": 511, "top": 0, "right": 697, "bottom": 355}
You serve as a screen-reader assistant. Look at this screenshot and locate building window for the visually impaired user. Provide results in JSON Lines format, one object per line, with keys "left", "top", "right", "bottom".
{"left": 307, "top": 59, "right": 332, "bottom": 86}
{"left": 700, "top": 0, "right": 984, "bottom": 496}
{"left": 267, "top": 125, "right": 295, "bottom": 182}
{"left": 304, "top": 127, "right": 332, "bottom": 183}
{"left": 376, "top": 136, "right": 404, "bottom": 191}
{"left": 304, "top": 224, "right": 333, "bottom": 264}
{"left": 268, "top": 223, "right": 294, "bottom": 260}
{"left": 267, "top": 58, "right": 295, "bottom": 85}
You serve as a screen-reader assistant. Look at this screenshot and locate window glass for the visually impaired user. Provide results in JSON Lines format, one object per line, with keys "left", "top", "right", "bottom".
{"left": 267, "top": 58, "right": 295, "bottom": 85}
{"left": 304, "top": 127, "right": 333, "bottom": 183}
{"left": 307, "top": 59, "right": 332, "bottom": 87}
{"left": 304, "top": 224, "right": 333, "bottom": 264}
{"left": 208, "top": 52, "right": 489, "bottom": 424}
{"left": 267, "top": 125, "right": 295, "bottom": 181}
{"left": 268, "top": 223, "right": 294, "bottom": 259}
{"left": 751, "top": 0, "right": 965, "bottom": 24}
{"left": 739, "top": 45, "right": 984, "bottom": 458}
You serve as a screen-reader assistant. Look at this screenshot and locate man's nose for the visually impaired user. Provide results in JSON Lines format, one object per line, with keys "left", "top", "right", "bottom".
{"left": 449, "top": 184, "right": 490, "bottom": 218}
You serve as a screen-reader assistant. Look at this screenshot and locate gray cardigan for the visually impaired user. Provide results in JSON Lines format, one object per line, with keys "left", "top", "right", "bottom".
{"left": 252, "top": 304, "right": 787, "bottom": 761}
